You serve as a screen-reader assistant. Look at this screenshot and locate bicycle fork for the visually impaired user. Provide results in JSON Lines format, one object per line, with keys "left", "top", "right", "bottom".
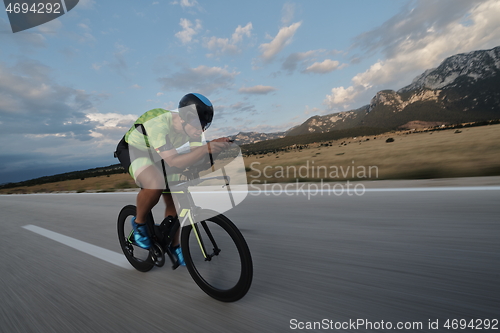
{"left": 179, "top": 209, "right": 220, "bottom": 261}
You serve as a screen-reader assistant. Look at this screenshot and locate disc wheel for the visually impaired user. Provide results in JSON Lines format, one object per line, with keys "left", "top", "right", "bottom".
{"left": 117, "top": 205, "right": 154, "bottom": 272}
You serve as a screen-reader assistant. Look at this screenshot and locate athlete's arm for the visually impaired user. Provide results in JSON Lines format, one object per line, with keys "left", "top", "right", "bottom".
{"left": 158, "top": 138, "right": 231, "bottom": 170}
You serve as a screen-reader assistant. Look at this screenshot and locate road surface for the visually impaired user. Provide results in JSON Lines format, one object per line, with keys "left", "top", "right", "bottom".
{"left": 1, "top": 183, "right": 499, "bottom": 332}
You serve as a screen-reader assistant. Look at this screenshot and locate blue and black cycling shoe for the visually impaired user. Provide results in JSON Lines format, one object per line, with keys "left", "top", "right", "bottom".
{"left": 171, "top": 245, "right": 186, "bottom": 266}
{"left": 131, "top": 217, "right": 151, "bottom": 249}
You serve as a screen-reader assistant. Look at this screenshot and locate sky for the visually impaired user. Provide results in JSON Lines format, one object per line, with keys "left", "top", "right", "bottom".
{"left": 1, "top": 0, "right": 500, "bottom": 184}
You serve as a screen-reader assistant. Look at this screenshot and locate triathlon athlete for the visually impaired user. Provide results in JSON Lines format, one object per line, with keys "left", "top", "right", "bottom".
{"left": 114, "top": 93, "right": 230, "bottom": 265}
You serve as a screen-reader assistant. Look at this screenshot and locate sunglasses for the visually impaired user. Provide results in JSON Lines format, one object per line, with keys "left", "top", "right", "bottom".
{"left": 187, "top": 117, "right": 210, "bottom": 131}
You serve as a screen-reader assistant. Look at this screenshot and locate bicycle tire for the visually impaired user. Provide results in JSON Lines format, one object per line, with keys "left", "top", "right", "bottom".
{"left": 117, "top": 205, "right": 155, "bottom": 272}
{"left": 181, "top": 210, "right": 253, "bottom": 302}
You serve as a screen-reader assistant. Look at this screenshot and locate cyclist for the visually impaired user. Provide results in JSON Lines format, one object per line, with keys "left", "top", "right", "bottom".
{"left": 114, "top": 93, "right": 231, "bottom": 266}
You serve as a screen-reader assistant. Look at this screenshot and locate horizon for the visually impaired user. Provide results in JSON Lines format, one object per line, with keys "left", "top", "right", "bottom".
{"left": 1, "top": 0, "right": 500, "bottom": 183}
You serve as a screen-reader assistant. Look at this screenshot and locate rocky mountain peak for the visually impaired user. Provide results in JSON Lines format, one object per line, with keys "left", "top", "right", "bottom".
{"left": 368, "top": 90, "right": 402, "bottom": 112}
{"left": 399, "top": 46, "right": 500, "bottom": 93}
{"left": 230, "top": 131, "right": 286, "bottom": 145}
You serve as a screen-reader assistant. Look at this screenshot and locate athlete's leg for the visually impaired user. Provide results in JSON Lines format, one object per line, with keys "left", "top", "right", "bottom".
{"left": 162, "top": 193, "right": 181, "bottom": 247}
{"left": 163, "top": 192, "right": 177, "bottom": 217}
{"left": 135, "top": 165, "right": 165, "bottom": 224}
{"left": 135, "top": 189, "right": 163, "bottom": 224}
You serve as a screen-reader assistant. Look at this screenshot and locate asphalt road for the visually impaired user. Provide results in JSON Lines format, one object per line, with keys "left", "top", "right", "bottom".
{"left": 1, "top": 185, "right": 499, "bottom": 332}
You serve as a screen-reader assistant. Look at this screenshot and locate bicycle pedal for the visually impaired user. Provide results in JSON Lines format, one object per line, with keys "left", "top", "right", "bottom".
{"left": 150, "top": 243, "right": 165, "bottom": 267}
{"left": 165, "top": 247, "right": 180, "bottom": 270}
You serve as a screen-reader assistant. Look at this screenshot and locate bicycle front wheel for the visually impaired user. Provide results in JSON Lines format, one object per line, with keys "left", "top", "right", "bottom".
{"left": 181, "top": 210, "right": 253, "bottom": 302}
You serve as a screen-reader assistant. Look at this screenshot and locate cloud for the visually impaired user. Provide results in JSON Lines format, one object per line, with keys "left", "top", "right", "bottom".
{"left": 107, "top": 43, "right": 129, "bottom": 75}
{"left": 324, "top": 86, "right": 361, "bottom": 110}
{"left": 1, "top": 22, "right": 129, "bottom": 183}
{"left": 0, "top": 60, "right": 127, "bottom": 183}
{"left": 78, "top": 0, "right": 96, "bottom": 9}
{"left": 230, "top": 102, "right": 256, "bottom": 112}
{"left": 325, "top": 0, "right": 500, "bottom": 110}
{"left": 171, "top": 0, "right": 198, "bottom": 8}
{"left": 215, "top": 102, "right": 257, "bottom": 121}
{"left": 304, "top": 105, "right": 321, "bottom": 116}
{"left": 77, "top": 32, "right": 97, "bottom": 45}
{"left": 303, "top": 59, "right": 341, "bottom": 74}
{"left": 78, "top": 23, "right": 91, "bottom": 31}
{"left": 37, "top": 18, "right": 63, "bottom": 34}
{"left": 0, "top": 60, "right": 97, "bottom": 140}
{"left": 175, "top": 18, "right": 202, "bottom": 44}
{"left": 0, "top": 18, "right": 46, "bottom": 48}
{"left": 85, "top": 113, "right": 136, "bottom": 128}
{"left": 85, "top": 112, "right": 137, "bottom": 143}
{"left": 281, "top": 50, "right": 344, "bottom": 75}
{"left": 205, "top": 23, "right": 252, "bottom": 57}
{"left": 158, "top": 65, "right": 239, "bottom": 95}
{"left": 281, "top": 50, "right": 317, "bottom": 73}
{"left": 91, "top": 62, "right": 107, "bottom": 70}
{"left": 353, "top": 0, "right": 485, "bottom": 60}
{"left": 258, "top": 21, "right": 302, "bottom": 63}
{"left": 67, "top": 19, "right": 97, "bottom": 45}
{"left": 238, "top": 85, "right": 277, "bottom": 95}
{"left": 281, "top": 3, "right": 295, "bottom": 25}
{"left": 91, "top": 43, "right": 129, "bottom": 74}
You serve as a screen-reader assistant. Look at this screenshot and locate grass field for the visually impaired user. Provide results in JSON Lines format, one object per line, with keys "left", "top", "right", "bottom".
{"left": 246, "top": 123, "right": 500, "bottom": 183}
{"left": 2, "top": 124, "right": 500, "bottom": 194}
{"left": 0, "top": 173, "right": 137, "bottom": 194}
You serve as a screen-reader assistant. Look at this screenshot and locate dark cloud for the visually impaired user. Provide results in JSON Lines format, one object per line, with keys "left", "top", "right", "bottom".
{"left": 281, "top": 50, "right": 343, "bottom": 75}
{"left": 238, "top": 85, "right": 277, "bottom": 95}
{"left": 230, "top": 102, "right": 257, "bottom": 113}
{"left": 108, "top": 43, "right": 129, "bottom": 76}
{"left": 212, "top": 101, "right": 257, "bottom": 124}
{"left": 353, "top": 0, "right": 483, "bottom": 59}
{"left": 0, "top": 60, "right": 96, "bottom": 139}
{"left": 158, "top": 65, "right": 239, "bottom": 95}
{"left": 281, "top": 51, "right": 317, "bottom": 74}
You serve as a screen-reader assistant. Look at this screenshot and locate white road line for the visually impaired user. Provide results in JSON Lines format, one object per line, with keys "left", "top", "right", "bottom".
{"left": 3, "top": 186, "right": 500, "bottom": 197}
{"left": 363, "top": 186, "right": 500, "bottom": 192}
{"left": 23, "top": 225, "right": 133, "bottom": 270}
{"left": 109, "top": 186, "right": 500, "bottom": 193}
{"left": 244, "top": 186, "right": 500, "bottom": 194}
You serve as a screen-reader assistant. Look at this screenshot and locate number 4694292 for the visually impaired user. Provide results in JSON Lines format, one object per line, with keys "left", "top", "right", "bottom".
{"left": 5, "top": 2, "right": 61, "bottom": 14}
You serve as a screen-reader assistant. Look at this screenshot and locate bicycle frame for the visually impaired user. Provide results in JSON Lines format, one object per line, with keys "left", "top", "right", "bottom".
{"left": 167, "top": 175, "right": 229, "bottom": 261}
{"left": 133, "top": 174, "right": 229, "bottom": 268}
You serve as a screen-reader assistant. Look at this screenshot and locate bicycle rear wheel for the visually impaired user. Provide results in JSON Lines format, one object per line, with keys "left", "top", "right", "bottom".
{"left": 117, "top": 205, "right": 154, "bottom": 272}
{"left": 181, "top": 210, "right": 253, "bottom": 302}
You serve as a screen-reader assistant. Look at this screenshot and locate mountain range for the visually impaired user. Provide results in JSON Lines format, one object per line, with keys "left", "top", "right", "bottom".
{"left": 232, "top": 46, "right": 500, "bottom": 144}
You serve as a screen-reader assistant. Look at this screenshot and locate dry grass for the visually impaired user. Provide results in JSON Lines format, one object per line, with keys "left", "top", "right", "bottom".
{"left": 2, "top": 124, "right": 500, "bottom": 194}
{"left": 0, "top": 173, "right": 138, "bottom": 194}
{"left": 245, "top": 124, "right": 500, "bottom": 182}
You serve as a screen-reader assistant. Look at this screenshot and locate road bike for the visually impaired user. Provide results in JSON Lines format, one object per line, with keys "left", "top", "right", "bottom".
{"left": 117, "top": 166, "right": 253, "bottom": 302}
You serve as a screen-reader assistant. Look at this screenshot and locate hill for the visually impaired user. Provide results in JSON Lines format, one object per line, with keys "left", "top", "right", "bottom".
{"left": 283, "top": 46, "right": 500, "bottom": 136}
{"left": 0, "top": 164, "right": 126, "bottom": 190}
